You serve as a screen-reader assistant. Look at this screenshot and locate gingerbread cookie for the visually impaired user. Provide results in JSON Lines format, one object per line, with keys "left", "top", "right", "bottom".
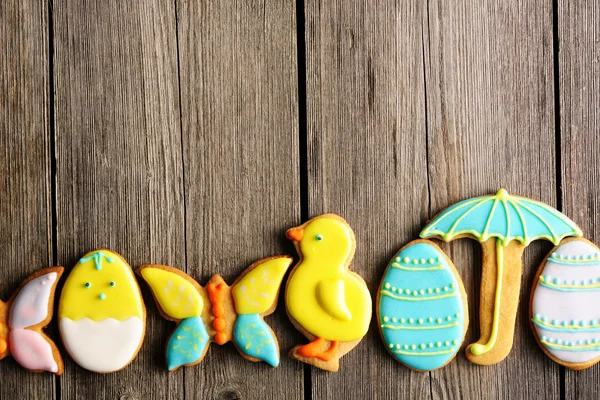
{"left": 530, "top": 237, "right": 600, "bottom": 370}
{"left": 420, "top": 189, "right": 582, "bottom": 365}
{"left": 285, "top": 214, "right": 372, "bottom": 372}
{"left": 137, "top": 256, "right": 292, "bottom": 371}
{"left": 0, "top": 267, "right": 64, "bottom": 374}
{"left": 58, "top": 249, "right": 146, "bottom": 373}
{"left": 377, "top": 239, "right": 468, "bottom": 371}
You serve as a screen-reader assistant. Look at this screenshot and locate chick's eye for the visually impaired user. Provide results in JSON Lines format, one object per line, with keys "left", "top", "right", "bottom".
{"left": 109, "top": 281, "right": 116, "bottom": 287}
{"left": 316, "top": 234, "right": 323, "bottom": 241}
{"left": 84, "top": 282, "right": 91, "bottom": 288}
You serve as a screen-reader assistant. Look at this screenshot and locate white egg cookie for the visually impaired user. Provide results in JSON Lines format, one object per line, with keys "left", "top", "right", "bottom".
{"left": 530, "top": 237, "right": 600, "bottom": 370}
{"left": 58, "top": 249, "right": 146, "bottom": 373}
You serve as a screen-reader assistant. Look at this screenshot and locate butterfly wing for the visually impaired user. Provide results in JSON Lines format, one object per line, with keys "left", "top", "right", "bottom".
{"left": 166, "top": 316, "right": 210, "bottom": 371}
{"left": 233, "top": 314, "right": 279, "bottom": 366}
{"left": 7, "top": 267, "right": 64, "bottom": 374}
{"left": 231, "top": 256, "right": 291, "bottom": 366}
{"left": 137, "top": 265, "right": 204, "bottom": 320}
{"left": 231, "top": 256, "right": 292, "bottom": 315}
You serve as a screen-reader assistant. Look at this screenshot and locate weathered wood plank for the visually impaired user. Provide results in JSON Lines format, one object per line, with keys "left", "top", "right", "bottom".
{"left": 304, "top": 0, "right": 431, "bottom": 398}
{"left": 425, "top": 0, "right": 559, "bottom": 398}
{"left": 53, "top": 1, "right": 184, "bottom": 398}
{"left": 560, "top": 0, "right": 600, "bottom": 398}
{"left": 0, "top": 1, "right": 54, "bottom": 399}
{"left": 176, "top": 0, "right": 302, "bottom": 398}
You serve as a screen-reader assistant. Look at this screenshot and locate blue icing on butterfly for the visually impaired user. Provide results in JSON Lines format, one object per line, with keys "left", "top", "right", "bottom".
{"left": 167, "top": 316, "right": 209, "bottom": 371}
{"left": 233, "top": 313, "right": 279, "bottom": 367}
{"left": 378, "top": 241, "right": 466, "bottom": 371}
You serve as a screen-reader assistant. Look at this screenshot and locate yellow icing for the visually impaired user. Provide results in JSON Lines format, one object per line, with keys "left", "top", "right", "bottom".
{"left": 59, "top": 250, "right": 144, "bottom": 321}
{"left": 232, "top": 257, "right": 292, "bottom": 315}
{"left": 139, "top": 267, "right": 203, "bottom": 320}
{"left": 286, "top": 215, "right": 372, "bottom": 342}
{"left": 316, "top": 279, "right": 352, "bottom": 321}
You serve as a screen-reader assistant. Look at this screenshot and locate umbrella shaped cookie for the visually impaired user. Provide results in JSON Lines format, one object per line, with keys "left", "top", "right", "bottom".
{"left": 420, "top": 189, "right": 582, "bottom": 365}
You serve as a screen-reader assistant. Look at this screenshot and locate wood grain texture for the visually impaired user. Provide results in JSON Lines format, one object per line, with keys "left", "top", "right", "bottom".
{"left": 176, "top": 0, "right": 302, "bottom": 398}
{"left": 304, "top": 0, "right": 431, "bottom": 398}
{"left": 425, "top": 0, "right": 560, "bottom": 398}
{"left": 53, "top": 0, "right": 184, "bottom": 398}
{"left": 0, "top": 1, "right": 55, "bottom": 399}
{"left": 560, "top": 0, "right": 600, "bottom": 398}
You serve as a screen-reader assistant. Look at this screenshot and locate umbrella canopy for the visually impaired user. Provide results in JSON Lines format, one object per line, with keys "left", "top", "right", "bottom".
{"left": 419, "top": 188, "right": 583, "bottom": 365}
{"left": 420, "top": 188, "right": 582, "bottom": 246}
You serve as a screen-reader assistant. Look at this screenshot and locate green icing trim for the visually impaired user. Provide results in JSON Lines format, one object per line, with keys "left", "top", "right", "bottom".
{"left": 392, "top": 348, "right": 456, "bottom": 356}
{"left": 541, "top": 337, "right": 600, "bottom": 352}
{"left": 381, "top": 321, "right": 458, "bottom": 330}
{"left": 539, "top": 275, "right": 600, "bottom": 292}
{"left": 390, "top": 263, "right": 445, "bottom": 271}
{"left": 381, "top": 290, "right": 457, "bottom": 302}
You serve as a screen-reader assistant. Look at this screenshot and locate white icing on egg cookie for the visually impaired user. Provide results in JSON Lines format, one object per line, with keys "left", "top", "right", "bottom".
{"left": 59, "top": 317, "right": 144, "bottom": 373}
{"left": 531, "top": 238, "right": 600, "bottom": 368}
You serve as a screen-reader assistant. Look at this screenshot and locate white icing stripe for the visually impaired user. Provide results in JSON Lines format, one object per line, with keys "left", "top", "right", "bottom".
{"left": 60, "top": 317, "right": 144, "bottom": 373}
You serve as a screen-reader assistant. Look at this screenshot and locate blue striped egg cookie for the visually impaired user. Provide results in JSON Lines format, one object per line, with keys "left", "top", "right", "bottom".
{"left": 377, "top": 239, "right": 467, "bottom": 371}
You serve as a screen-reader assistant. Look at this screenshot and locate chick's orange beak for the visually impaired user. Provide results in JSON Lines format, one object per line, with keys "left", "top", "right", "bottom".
{"left": 286, "top": 227, "right": 304, "bottom": 242}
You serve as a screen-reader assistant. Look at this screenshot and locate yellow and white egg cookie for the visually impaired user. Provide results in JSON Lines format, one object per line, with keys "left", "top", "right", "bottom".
{"left": 58, "top": 249, "right": 145, "bottom": 373}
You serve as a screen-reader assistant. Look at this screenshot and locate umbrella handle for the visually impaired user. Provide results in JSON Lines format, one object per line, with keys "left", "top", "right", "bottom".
{"left": 466, "top": 239, "right": 524, "bottom": 365}
{"left": 470, "top": 240, "right": 504, "bottom": 355}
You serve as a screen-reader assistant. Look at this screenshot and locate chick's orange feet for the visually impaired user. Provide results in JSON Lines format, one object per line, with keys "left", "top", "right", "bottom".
{"left": 298, "top": 337, "right": 339, "bottom": 361}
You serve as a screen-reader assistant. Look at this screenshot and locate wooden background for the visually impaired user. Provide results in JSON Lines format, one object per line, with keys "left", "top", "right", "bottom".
{"left": 0, "top": 0, "right": 598, "bottom": 398}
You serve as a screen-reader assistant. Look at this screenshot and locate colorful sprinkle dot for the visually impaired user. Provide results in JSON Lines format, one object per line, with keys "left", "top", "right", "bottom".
{"left": 420, "top": 259, "right": 426, "bottom": 264}
{"left": 428, "top": 317, "right": 433, "bottom": 323}
{"left": 408, "top": 318, "right": 414, "bottom": 324}
{"left": 446, "top": 316, "right": 452, "bottom": 321}
{"left": 428, "top": 343, "right": 434, "bottom": 348}
{"left": 417, "top": 319, "right": 423, "bottom": 324}
{"left": 436, "top": 342, "right": 442, "bottom": 347}
{"left": 389, "top": 344, "right": 394, "bottom": 349}
{"left": 450, "top": 283, "right": 456, "bottom": 289}
{"left": 99, "top": 293, "right": 106, "bottom": 300}
{"left": 384, "top": 283, "right": 390, "bottom": 289}
{"left": 403, "top": 257, "right": 410, "bottom": 263}
{"left": 444, "top": 341, "right": 450, "bottom": 346}
{"left": 443, "top": 286, "right": 449, "bottom": 292}
{"left": 404, "top": 344, "right": 409, "bottom": 350}
{"left": 412, "top": 259, "right": 419, "bottom": 265}
{"left": 395, "top": 257, "right": 401, "bottom": 263}
{"left": 419, "top": 289, "right": 425, "bottom": 295}
{"left": 420, "top": 344, "right": 426, "bottom": 349}
{"left": 412, "top": 291, "right": 418, "bottom": 296}
{"left": 392, "top": 318, "right": 397, "bottom": 323}
{"left": 427, "top": 288, "right": 433, "bottom": 294}
{"left": 411, "top": 345, "right": 417, "bottom": 350}
{"left": 396, "top": 344, "right": 401, "bottom": 349}
{"left": 452, "top": 340, "right": 458, "bottom": 345}
{"left": 84, "top": 282, "right": 91, "bottom": 288}
{"left": 428, "top": 258, "right": 435, "bottom": 264}
{"left": 400, "top": 318, "right": 406, "bottom": 323}
{"left": 383, "top": 316, "right": 389, "bottom": 322}
{"left": 435, "top": 288, "right": 441, "bottom": 293}
{"left": 436, "top": 318, "right": 442, "bottom": 324}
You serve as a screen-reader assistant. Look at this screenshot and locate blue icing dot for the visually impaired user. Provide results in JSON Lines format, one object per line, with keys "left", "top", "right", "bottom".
{"left": 167, "top": 316, "right": 209, "bottom": 371}
{"left": 378, "top": 241, "right": 464, "bottom": 371}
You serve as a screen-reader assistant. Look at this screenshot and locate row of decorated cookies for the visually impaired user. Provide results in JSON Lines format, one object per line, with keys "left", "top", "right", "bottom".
{"left": 0, "top": 189, "right": 596, "bottom": 374}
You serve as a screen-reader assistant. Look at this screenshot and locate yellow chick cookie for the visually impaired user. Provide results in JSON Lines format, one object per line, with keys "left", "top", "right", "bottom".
{"left": 285, "top": 213, "right": 372, "bottom": 371}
